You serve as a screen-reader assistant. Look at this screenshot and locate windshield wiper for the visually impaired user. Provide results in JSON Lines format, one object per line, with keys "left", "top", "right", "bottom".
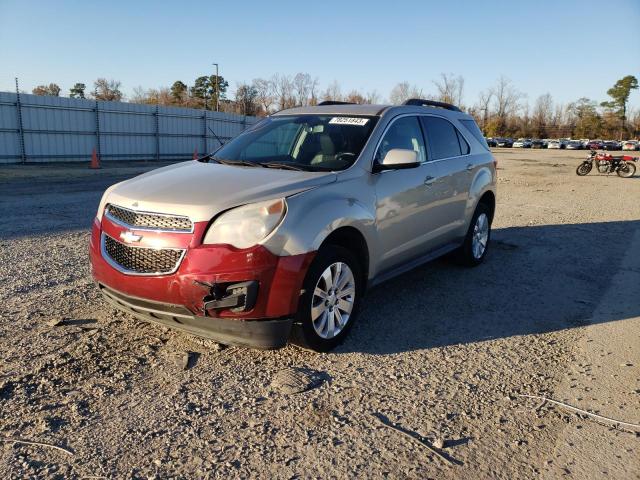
{"left": 258, "top": 162, "right": 309, "bottom": 171}
{"left": 214, "top": 158, "right": 260, "bottom": 167}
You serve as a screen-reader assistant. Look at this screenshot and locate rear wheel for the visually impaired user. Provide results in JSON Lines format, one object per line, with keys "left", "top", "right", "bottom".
{"left": 291, "top": 245, "right": 363, "bottom": 352}
{"left": 617, "top": 162, "right": 636, "bottom": 178}
{"left": 576, "top": 163, "right": 592, "bottom": 176}
{"left": 457, "top": 203, "right": 492, "bottom": 267}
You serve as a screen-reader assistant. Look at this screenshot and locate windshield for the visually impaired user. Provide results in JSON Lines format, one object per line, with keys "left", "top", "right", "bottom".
{"left": 213, "top": 115, "right": 378, "bottom": 171}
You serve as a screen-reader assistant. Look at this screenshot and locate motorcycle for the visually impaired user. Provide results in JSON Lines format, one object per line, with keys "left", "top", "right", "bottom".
{"left": 576, "top": 150, "right": 637, "bottom": 178}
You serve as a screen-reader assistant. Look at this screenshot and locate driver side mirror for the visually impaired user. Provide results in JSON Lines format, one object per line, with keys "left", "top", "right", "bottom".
{"left": 375, "top": 149, "right": 420, "bottom": 171}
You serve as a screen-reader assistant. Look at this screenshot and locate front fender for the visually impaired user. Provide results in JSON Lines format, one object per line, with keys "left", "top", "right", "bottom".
{"left": 261, "top": 180, "right": 377, "bottom": 267}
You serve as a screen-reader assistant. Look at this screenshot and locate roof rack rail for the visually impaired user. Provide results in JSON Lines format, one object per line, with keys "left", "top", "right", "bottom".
{"left": 317, "top": 101, "right": 356, "bottom": 106}
{"left": 402, "top": 98, "right": 462, "bottom": 112}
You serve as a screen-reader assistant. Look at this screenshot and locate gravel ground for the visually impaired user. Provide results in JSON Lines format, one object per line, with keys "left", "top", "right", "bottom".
{"left": 1, "top": 150, "right": 639, "bottom": 479}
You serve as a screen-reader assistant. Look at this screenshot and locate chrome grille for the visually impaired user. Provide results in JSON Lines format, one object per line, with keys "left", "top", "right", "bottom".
{"left": 106, "top": 204, "right": 192, "bottom": 232}
{"left": 102, "top": 234, "right": 184, "bottom": 275}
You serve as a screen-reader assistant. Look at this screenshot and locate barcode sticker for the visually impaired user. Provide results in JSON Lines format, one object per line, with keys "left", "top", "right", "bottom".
{"left": 329, "top": 117, "right": 369, "bottom": 126}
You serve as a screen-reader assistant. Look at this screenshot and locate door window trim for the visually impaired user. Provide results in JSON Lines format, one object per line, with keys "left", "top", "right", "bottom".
{"left": 372, "top": 114, "right": 428, "bottom": 169}
{"left": 371, "top": 113, "right": 473, "bottom": 173}
{"left": 419, "top": 115, "right": 473, "bottom": 162}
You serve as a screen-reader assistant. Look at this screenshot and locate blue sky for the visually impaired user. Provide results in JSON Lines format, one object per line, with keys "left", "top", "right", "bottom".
{"left": 1, "top": 0, "right": 639, "bottom": 108}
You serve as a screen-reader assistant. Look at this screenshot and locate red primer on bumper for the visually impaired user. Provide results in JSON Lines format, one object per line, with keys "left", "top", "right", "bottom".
{"left": 90, "top": 217, "right": 315, "bottom": 319}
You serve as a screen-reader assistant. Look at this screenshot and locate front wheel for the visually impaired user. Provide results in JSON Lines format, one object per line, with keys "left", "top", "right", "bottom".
{"left": 291, "top": 245, "right": 363, "bottom": 352}
{"left": 457, "top": 203, "right": 492, "bottom": 267}
{"left": 576, "top": 162, "right": 592, "bottom": 176}
{"left": 617, "top": 162, "right": 636, "bottom": 178}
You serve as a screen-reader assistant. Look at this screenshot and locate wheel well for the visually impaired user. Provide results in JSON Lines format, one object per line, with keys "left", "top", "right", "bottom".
{"left": 479, "top": 191, "right": 496, "bottom": 222}
{"left": 321, "top": 227, "right": 369, "bottom": 280}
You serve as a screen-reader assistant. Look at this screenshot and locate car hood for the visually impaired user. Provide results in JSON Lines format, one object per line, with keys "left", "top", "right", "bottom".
{"left": 105, "top": 161, "right": 337, "bottom": 222}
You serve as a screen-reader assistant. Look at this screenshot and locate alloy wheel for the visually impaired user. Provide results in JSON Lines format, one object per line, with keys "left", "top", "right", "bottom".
{"left": 311, "top": 262, "right": 355, "bottom": 339}
{"left": 472, "top": 213, "right": 489, "bottom": 259}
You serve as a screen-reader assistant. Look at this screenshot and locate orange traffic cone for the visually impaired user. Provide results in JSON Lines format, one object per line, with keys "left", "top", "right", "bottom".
{"left": 193, "top": 148, "right": 198, "bottom": 160}
{"left": 90, "top": 148, "right": 100, "bottom": 169}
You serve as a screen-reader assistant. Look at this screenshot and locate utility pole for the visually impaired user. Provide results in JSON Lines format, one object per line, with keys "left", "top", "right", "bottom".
{"left": 213, "top": 63, "right": 219, "bottom": 112}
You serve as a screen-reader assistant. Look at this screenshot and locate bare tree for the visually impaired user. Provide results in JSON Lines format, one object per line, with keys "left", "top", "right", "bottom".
{"left": 389, "top": 81, "right": 424, "bottom": 105}
{"left": 532, "top": 93, "right": 553, "bottom": 138}
{"left": 475, "top": 89, "right": 494, "bottom": 131}
{"left": 490, "top": 76, "right": 522, "bottom": 135}
{"left": 92, "top": 78, "right": 123, "bottom": 101}
{"left": 293, "top": 73, "right": 318, "bottom": 106}
{"left": 32, "top": 83, "right": 61, "bottom": 96}
{"left": 129, "top": 87, "right": 172, "bottom": 105}
{"left": 344, "top": 90, "right": 367, "bottom": 104}
{"left": 322, "top": 80, "right": 343, "bottom": 102}
{"left": 235, "top": 83, "right": 259, "bottom": 115}
{"left": 433, "top": 73, "right": 465, "bottom": 107}
{"left": 366, "top": 90, "right": 381, "bottom": 104}
{"left": 308, "top": 78, "right": 319, "bottom": 105}
{"left": 252, "top": 78, "right": 274, "bottom": 114}
{"left": 271, "top": 74, "right": 295, "bottom": 110}
{"left": 551, "top": 103, "right": 567, "bottom": 133}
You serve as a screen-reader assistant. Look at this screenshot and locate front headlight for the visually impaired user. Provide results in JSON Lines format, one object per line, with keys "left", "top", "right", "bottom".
{"left": 203, "top": 198, "right": 286, "bottom": 249}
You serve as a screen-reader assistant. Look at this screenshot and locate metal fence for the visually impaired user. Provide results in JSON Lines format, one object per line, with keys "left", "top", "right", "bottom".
{"left": 0, "top": 91, "right": 259, "bottom": 164}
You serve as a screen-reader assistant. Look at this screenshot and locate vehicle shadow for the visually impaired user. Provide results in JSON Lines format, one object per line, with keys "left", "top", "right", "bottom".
{"left": 337, "top": 220, "right": 640, "bottom": 355}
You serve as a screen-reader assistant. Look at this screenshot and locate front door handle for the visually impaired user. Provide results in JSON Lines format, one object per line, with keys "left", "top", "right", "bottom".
{"left": 466, "top": 163, "right": 474, "bottom": 171}
{"left": 424, "top": 175, "right": 435, "bottom": 185}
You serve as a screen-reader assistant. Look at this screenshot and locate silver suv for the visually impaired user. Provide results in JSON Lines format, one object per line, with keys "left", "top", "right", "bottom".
{"left": 90, "top": 99, "right": 496, "bottom": 351}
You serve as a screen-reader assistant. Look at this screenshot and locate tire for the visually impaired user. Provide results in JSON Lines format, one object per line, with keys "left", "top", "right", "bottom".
{"left": 457, "top": 202, "right": 492, "bottom": 267}
{"left": 617, "top": 162, "right": 636, "bottom": 178}
{"left": 576, "top": 163, "right": 592, "bottom": 176}
{"left": 291, "top": 245, "right": 364, "bottom": 352}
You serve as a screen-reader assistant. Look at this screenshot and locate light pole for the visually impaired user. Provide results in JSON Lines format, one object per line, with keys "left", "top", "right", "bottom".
{"left": 212, "top": 63, "right": 219, "bottom": 112}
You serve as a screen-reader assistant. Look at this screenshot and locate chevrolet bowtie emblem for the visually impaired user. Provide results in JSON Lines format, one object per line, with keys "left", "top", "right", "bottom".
{"left": 120, "top": 231, "right": 143, "bottom": 243}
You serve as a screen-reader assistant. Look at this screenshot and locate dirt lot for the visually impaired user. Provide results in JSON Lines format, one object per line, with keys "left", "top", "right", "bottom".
{"left": 1, "top": 150, "right": 639, "bottom": 479}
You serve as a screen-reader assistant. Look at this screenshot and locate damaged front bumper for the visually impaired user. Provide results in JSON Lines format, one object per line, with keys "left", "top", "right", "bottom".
{"left": 89, "top": 217, "right": 315, "bottom": 348}
{"left": 98, "top": 284, "right": 292, "bottom": 349}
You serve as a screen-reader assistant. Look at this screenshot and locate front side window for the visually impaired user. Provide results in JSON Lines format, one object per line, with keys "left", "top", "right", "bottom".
{"left": 420, "top": 116, "right": 465, "bottom": 160}
{"left": 375, "top": 116, "right": 427, "bottom": 164}
{"left": 213, "top": 115, "right": 378, "bottom": 171}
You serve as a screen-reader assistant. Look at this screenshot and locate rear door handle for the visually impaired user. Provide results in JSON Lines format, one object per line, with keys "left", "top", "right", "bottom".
{"left": 424, "top": 175, "right": 435, "bottom": 185}
{"left": 466, "top": 163, "right": 474, "bottom": 171}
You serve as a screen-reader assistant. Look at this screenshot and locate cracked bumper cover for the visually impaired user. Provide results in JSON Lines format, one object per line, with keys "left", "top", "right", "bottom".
{"left": 89, "top": 217, "right": 315, "bottom": 348}
{"left": 98, "top": 284, "right": 293, "bottom": 349}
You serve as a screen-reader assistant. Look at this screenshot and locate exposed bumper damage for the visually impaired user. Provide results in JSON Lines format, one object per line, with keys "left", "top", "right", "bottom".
{"left": 89, "top": 216, "right": 315, "bottom": 348}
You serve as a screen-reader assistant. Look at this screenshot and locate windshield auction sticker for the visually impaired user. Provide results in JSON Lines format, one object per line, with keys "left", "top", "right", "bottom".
{"left": 329, "top": 117, "right": 369, "bottom": 126}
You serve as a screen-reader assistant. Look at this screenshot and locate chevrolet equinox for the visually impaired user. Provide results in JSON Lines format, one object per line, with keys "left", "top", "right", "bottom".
{"left": 90, "top": 99, "right": 497, "bottom": 351}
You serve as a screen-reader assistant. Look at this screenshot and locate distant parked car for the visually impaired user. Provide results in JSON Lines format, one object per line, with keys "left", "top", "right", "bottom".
{"left": 486, "top": 137, "right": 498, "bottom": 147}
{"left": 565, "top": 141, "right": 583, "bottom": 150}
{"left": 513, "top": 138, "right": 532, "bottom": 148}
{"left": 587, "top": 140, "right": 604, "bottom": 150}
{"left": 531, "top": 139, "right": 546, "bottom": 149}
{"left": 602, "top": 141, "right": 621, "bottom": 151}
{"left": 622, "top": 140, "right": 638, "bottom": 151}
{"left": 496, "top": 137, "right": 513, "bottom": 147}
{"left": 547, "top": 140, "right": 562, "bottom": 149}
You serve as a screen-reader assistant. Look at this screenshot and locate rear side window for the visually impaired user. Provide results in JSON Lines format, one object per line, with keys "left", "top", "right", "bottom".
{"left": 457, "top": 131, "right": 470, "bottom": 154}
{"left": 459, "top": 119, "right": 489, "bottom": 150}
{"left": 420, "top": 116, "right": 462, "bottom": 160}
